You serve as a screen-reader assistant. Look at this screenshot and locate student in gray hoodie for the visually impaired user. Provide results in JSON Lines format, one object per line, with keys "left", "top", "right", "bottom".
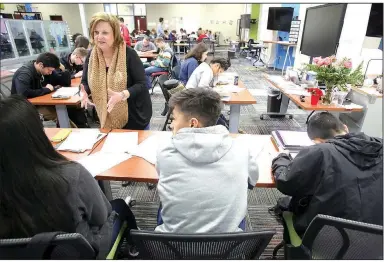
{"left": 155, "top": 88, "right": 262, "bottom": 233}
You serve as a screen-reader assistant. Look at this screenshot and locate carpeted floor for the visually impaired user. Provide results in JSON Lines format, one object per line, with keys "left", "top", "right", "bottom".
{"left": 101, "top": 49, "right": 310, "bottom": 259}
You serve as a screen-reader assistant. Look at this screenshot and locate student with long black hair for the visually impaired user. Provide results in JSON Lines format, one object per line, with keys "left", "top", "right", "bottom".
{"left": 0, "top": 95, "right": 138, "bottom": 259}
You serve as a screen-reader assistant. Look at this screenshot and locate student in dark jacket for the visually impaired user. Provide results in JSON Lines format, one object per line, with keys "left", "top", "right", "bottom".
{"left": 81, "top": 12, "right": 152, "bottom": 130}
{"left": 0, "top": 96, "right": 138, "bottom": 259}
{"left": 59, "top": 47, "right": 89, "bottom": 79}
{"left": 179, "top": 42, "right": 208, "bottom": 85}
{"left": 11, "top": 52, "right": 88, "bottom": 127}
{"left": 272, "top": 112, "right": 383, "bottom": 236}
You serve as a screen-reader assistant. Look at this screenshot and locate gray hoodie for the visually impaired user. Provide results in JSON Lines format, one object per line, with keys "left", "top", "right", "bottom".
{"left": 155, "top": 125, "right": 261, "bottom": 233}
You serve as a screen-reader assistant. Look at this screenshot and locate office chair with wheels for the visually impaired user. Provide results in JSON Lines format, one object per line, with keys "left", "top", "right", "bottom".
{"left": 0, "top": 232, "right": 96, "bottom": 259}
{"left": 273, "top": 212, "right": 383, "bottom": 259}
{"left": 131, "top": 229, "right": 276, "bottom": 260}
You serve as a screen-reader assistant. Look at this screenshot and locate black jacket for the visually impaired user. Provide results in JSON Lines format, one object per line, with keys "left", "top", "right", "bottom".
{"left": 81, "top": 46, "right": 152, "bottom": 130}
{"left": 272, "top": 132, "right": 383, "bottom": 235}
{"left": 60, "top": 52, "right": 83, "bottom": 79}
{"left": 11, "top": 61, "right": 71, "bottom": 98}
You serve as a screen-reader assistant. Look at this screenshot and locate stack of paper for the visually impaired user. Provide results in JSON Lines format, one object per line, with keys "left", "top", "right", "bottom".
{"left": 57, "top": 129, "right": 106, "bottom": 152}
{"left": 216, "top": 85, "right": 245, "bottom": 93}
{"left": 77, "top": 152, "right": 131, "bottom": 177}
{"left": 272, "top": 130, "right": 314, "bottom": 151}
{"left": 52, "top": 87, "right": 79, "bottom": 98}
{"left": 101, "top": 132, "right": 138, "bottom": 153}
{"left": 132, "top": 133, "right": 173, "bottom": 164}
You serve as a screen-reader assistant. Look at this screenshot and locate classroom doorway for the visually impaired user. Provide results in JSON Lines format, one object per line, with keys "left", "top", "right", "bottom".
{"left": 134, "top": 16, "right": 147, "bottom": 31}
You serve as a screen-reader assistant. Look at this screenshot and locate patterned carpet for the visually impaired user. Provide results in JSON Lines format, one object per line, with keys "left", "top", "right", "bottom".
{"left": 109, "top": 49, "right": 310, "bottom": 259}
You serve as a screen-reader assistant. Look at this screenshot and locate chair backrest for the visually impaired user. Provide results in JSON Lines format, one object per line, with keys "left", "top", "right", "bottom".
{"left": 172, "top": 65, "right": 181, "bottom": 80}
{"left": 0, "top": 83, "right": 12, "bottom": 99}
{"left": 247, "top": 39, "right": 255, "bottom": 46}
{"left": 131, "top": 229, "right": 276, "bottom": 260}
{"left": 301, "top": 214, "right": 383, "bottom": 260}
{"left": 0, "top": 232, "right": 96, "bottom": 259}
{"left": 158, "top": 74, "right": 171, "bottom": 102}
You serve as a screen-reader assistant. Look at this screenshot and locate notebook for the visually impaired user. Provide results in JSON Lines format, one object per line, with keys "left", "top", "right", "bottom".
{"left": 276, "top": 131, "right": 314, "bottom": 148}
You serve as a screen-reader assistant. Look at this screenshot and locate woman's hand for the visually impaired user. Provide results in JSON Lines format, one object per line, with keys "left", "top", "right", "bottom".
{"left": 107, "top": 89, "right": 127, "bottom": 113}
{"left": 74, "top": 71, "right": 83, "bottom": 78}
{"left": 80, "top": 84, "right": 95, "bottom": 109}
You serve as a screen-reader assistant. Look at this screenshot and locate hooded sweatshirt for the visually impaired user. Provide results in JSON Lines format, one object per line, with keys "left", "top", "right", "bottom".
{"left": 155, "top": 125, "right": 262, "bottom": 233}
{"left": 272, "top": 132, "right": 383, "bottom": 235}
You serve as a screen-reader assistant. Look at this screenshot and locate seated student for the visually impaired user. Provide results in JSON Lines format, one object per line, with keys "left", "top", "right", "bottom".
{"left": 272, "top": 112, "right": 383, "bottom": 236}
{"left": 149, "top": 28, "right": 157, "bottom": 39}
{"left": 11, "top": 52, "right": 89, "bottom": 128}
{"left": 168, "top": 30, "right": 177, "bottom": 41}
{"left": 179, "top": 43, "right": 208, "bottom": 85}
{"left": 59, "top": 47, "right": 88, "bottom": 79}
{"left": 74, "top": 35, "right": 90, "bottom": 50}
{"left": 144, "top": 37, "right": 173, "bottom": 90}
{"left": 163, "top": 30, "right": 169, "bottom": 40}
{"left": 155, "top": 88, "right": 260, "bottom": 233}
{"left": 71, "top": 33, "right": 82, "bottom": 45}
{"left": 186, "top": 57, "right": 230, "bottom": 89}
{"left": 134, "top": 36, "right": 157, "bottom": 53}
{"left": 0, "top": 96, "right": 139, "bottom": 259}
{"left": 188, "top": 31, "right": 198, "bottom": 40}
{"left": 131, "top": 29, "right": 138, "bottom": 38}
{"left": 197, "top": 30, "right": 208, "bottom": 43}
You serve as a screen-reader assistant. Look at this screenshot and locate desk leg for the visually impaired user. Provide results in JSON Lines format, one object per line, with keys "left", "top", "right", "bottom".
{"left": 281, "top": 46, "right": 290, "bottom": 76}
{"left": 228, "top": 104, "right": 241, "bottom": 133}
{"left": 55, "top": 105, "right": 70, "bottom": 128}
{"left": 98, "top": 180, "right": 113, "bottom": 201}
{"left": 177, "top": 45, "right": 180, "bottom": 54}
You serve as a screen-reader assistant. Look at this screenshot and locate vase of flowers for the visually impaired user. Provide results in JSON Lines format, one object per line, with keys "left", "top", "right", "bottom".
{"left": 304, "top": 56, "right": 364, "bottom": 105}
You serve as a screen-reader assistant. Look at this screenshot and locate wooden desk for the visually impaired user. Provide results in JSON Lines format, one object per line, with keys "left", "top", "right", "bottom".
{"left": 263, "top": 74, "right": 363, "bottom": 112}
{"left": 222, "top": 80, "right": 257, "bottom": 133}
{"left": 92, "top": 130, "right": 276, "bottom": 187}
{"left": 28, "top": 78, "right": 81, "bottom": 128}
{"left": 138, "top": 53, "right": 158, "bottom": 59}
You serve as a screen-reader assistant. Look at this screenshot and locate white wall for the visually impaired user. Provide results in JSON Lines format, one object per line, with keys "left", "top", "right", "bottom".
{"left": 3, "top": 4, "right": 82, "bottom": 34}
{"left": 146, "top": 4, "right": 245, "bottom": 44}
{"left": 83, "top": 3, "right": 104, "bottom": 28}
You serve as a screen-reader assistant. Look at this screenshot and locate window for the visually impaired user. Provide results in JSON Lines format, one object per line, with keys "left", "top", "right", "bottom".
{"left": 103, "top": 4, "right": 117, "bottom": 15}
{"left": 117, "top": 4, "right": 134, "bottom": 16}
{"left": 134, "top": 4, "right": 146, "bottom": 16}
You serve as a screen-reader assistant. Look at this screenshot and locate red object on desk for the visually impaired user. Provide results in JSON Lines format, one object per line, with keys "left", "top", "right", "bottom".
{"left": 311, "top": 95, "right": 320, "bottom": 105}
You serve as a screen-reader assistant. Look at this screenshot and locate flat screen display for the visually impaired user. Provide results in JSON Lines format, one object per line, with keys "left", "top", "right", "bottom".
{"left": 300, "top": 4, "right": 347, "bottom": 57}
{"left": 267, "top": 7, "right": 294, "bottom": 32}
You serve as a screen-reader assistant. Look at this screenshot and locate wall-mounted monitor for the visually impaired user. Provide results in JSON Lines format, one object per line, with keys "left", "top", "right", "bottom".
{"left": 267, "top": 7, "right": 294, "bottom": 32}
{"left": 366, "top": 3, "right": 383, "bottom": 37}
{"left": 300, "top": 4, "right": 347, "bottom": 57}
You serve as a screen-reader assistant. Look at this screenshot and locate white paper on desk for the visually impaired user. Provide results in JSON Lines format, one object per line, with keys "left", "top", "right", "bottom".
{"left": 9, "top": 68, "right": 18, "bottom": 73}
{"left": 344, "top": 103, "right": 364, "bottom": 110}
{"left": 278, "top": 131, "right": 314, "bottom": 147}
{"left": 221, "top": 96, "right": 231, "bottom": 102}
{"left": 140, "top": 58, "right": 147, "bottom": 62}
{"left": 132, "top": 132, "right": 173, "bottom": 164}
{"left": 58, "top": 129, "right": 101, "bottom": 152}
{"left": 284, "top": 89, "right": 310, "bottom": 96}
{"left": 52, "top": 87, "right": 79, "bottom": 97}
{"left": 101, "top": 132, "right": 138, "bottom": 153}
{"left": 77, "top": 152, "right": 131, "bottom": 177}
{"left": 217, "top": 85, "right": 245, "bottom": 93}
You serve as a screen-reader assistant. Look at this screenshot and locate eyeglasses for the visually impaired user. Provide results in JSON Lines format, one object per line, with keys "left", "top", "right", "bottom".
{"left": 77, "top": 56, "right": 84, "bottom": 64}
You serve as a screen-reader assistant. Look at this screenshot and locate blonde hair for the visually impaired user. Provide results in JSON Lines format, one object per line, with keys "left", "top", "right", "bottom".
{"left": 72, "top": 47, "right": 89, "bottom": 57}
{"left": 89, "top": 12, "right": 123, "bottom": 47}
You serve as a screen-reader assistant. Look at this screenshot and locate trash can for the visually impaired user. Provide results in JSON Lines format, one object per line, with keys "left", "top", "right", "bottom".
{"left": 267, "top": 87, "right": 283, "bottom": 118}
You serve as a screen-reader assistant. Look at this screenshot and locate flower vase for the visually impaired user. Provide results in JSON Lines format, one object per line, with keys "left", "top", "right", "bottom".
{"left": 322, "top": 86, "right": 334, "bottom": 105}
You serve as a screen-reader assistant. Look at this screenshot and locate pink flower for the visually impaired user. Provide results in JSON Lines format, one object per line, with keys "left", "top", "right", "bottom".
{"left": 323, "top": 57, "right": 332, "bottom": 66}
{"left": 313, "top": 57, "right": 322, "bottom": 66}
{"left": 344, "top": 60, "right": 352, "bottom": 69}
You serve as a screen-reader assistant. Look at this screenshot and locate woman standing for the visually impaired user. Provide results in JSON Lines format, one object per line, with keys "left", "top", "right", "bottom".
{"left": 179, "top": 43, "right": 208, "bottom": 85}
{"left": 81, "top": 12, "right": 152, "bottom": 130}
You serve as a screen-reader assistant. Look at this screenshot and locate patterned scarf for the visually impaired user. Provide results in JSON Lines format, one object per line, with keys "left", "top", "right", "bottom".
{"left": 88, "top": 43, "right": 128, "bottom": 129}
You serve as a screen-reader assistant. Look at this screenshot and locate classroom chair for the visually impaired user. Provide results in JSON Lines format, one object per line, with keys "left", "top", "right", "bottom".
{"left": 272, "top": 212, "right": 383, "bottom": 259}
{"left": 130, "top": 229, "right": 276, "bottom": 259}
{"left": 150, "top": 54, "right": 178, "bottom": 94}
{"left": 0, "top": 223, "right": 129, "bottom": 259}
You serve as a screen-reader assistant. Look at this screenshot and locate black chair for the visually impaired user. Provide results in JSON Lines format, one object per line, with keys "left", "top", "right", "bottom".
{"left": 158, "top": 74, "right": 172, "bottom": 116}
{"left": 273, "top": 212, "right": 383, "bottom": 260}
{"left": 171, "top": 65, "right": 181, "bottom": 80}
{"left": 0, "top": 232, "right": 96, "bottom": 259}
{"left": 150, "top": 54, "right": 178, "bottom": 94}
{"left": 131, "top": 229, "right": 276, "bottom": 260}
{"left": 0, "top": 81, "right": 11, "bottom": 99}
{"left": 240, "top": 39, "right": 254, "bottom": 56}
